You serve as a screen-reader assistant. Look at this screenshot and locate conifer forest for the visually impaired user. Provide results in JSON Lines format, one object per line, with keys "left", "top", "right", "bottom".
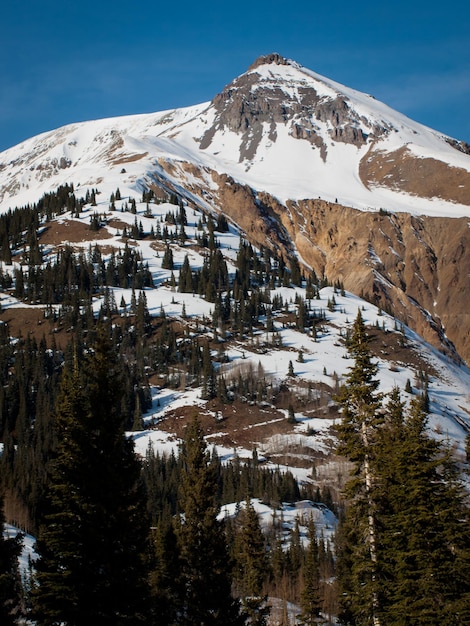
{"left": 0, "top": 185, "right": 469, "bottom": 625}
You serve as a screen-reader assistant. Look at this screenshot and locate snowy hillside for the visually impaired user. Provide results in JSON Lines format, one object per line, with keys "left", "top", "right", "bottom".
{"left": 2, "top": 191, "right": 468, "bottom": 465}
{"left": 1, "top": 173, "right": 469, "bottom": 626}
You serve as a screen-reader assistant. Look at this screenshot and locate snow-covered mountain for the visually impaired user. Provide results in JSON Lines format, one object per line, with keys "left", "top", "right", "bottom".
{"left": 1, "top": 53, "right": 470, "bottom": 364}
{"left": 1, "top": 53, "right": 469, "bottom": 217}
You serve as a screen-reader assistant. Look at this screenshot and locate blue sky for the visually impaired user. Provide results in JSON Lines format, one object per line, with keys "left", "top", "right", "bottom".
{"left": 1, "top": 0, "right": 469, "bottom": 152}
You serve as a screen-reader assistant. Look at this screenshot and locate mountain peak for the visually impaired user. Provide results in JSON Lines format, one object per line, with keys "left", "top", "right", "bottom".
{"left": 200, "top": 52, "right": 387, "bottom": 162}
{"left": 247, "top": 52, "right": 292, "bottom": 71}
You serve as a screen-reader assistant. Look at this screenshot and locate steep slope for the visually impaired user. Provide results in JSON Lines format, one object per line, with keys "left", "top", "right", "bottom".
{"left": 1, "top": 54, "right": 470, "bottom": 363}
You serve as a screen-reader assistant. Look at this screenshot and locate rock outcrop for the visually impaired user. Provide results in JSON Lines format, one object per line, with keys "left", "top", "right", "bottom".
{"left": 174, "top": 160, "right": 470, "bottom": 363}
{"left": 259, "top": 196, "right": 470, "bottom": 364}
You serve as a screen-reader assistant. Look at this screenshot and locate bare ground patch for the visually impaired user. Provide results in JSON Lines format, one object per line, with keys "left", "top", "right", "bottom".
{"left": 359, "top": 146, "right": 470, "bottom": 205}
{"left": 0, "top": 306, "right": 74, "bottom": 349}
{"left": 111, "top": 152, "right": 148, "bottom": 166}
{"left": 39, "top": 220, "right": 112, "bottom": 246}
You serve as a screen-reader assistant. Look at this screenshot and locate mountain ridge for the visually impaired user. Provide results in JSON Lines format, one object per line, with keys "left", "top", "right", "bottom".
{"left": 1, "top": 53, "right": 470, "bottom": 216}
{"left": 1, "top": 54, "right": 470, "bottom": 363}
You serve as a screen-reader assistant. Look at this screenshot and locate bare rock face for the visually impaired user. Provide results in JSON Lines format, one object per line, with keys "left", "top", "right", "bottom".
{"left": 360, "top": 146, "right": 470, "bottom": 205}
{"left": 260, "top": 196, "right": 470, "bottom": 364}
{"left": 177, "top": 164, "right": 470, "bottom": 363}
{"left": 199, "top": 55, "right": 389, "bottom": 162}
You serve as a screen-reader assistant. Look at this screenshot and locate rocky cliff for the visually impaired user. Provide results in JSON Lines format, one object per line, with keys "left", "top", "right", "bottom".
{"left": 169, "top": 159, "right": 469, "bottom": 364}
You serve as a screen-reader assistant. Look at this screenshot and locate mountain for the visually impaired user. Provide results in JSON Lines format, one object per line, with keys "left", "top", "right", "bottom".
{"left": 1, "top": 53, "right": 470, "bottom": 363}
{"left": 2, "top": 56, "right": 470, "bottom": 623}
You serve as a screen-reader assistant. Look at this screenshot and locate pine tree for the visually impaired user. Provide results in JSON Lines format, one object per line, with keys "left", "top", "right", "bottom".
{"left": 298, "top": 520, "right": 322, "bottom": 625}
{"left": 335, "top": 310, "right": 383, "bottom": 626}
{"left": 32, "top": 332, "right": 150, "bottom": 625}
{"left": 234, "top": 498, "right": 270, "bottom": 625}
{"left": 176, "top": 416, "right": 244, "bottom": 625}
{"left": 149, "top": 520, "right": 180, "bottom": 625}
{"left": 374, "top": 394, "right": 470, "bottom": 625}
{"left": 337, "top": 370, "right": 470, "bottom": 626}
{"left": 161, "top": 244, "right": 173, "bottom": 270}
{"left": 0, "top": 496, "right": 23, "bottom": 625}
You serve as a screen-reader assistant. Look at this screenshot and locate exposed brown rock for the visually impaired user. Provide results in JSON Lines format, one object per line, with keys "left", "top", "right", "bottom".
{"left": 360, "top": 146, "right": 470, "bottom": 205}
{"left": 266, "top": 197, "right": 470, "bottom": 364}
{"left": 248, "top": 53, "right": 291, "bottom": 71}
{"left": 154, "top": 155, "right": 470, "bottom": 363}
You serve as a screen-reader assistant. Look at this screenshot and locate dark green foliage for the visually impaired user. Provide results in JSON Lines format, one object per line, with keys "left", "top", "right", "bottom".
{"left": 216, "top": 212, "right": 229, "bottom": 232}
{"left": 336, "top": 318, "right": 470, "bottom": 626}
{"left": 31, "top": 331, "right": 150, "bottom": 625}
{"left": 7, "top": 240, "right": 152, "bottom": 310}
{"left": 290, "top": 256, "right": 302, "bottom": 287}
{"left": 0, "top": 496, "right": 23, "bottom": 625}
{"left": 372, "top": 395, "right": 470, "bottom": 625}
{"left": 176, "top": 416, "right": 244, "bottom": 625}
{"left": 335, "top": 309, "right": 382, "bottom": 464}
{"left": 233, "top": 498, "right": 270, "bottom": 625}
{"left": 298, "top": 521, "right": 322, "bottom": 625}
{"left": 149, "top": 520, "right": 181, "bottom": 624}
{"left": 178, "top": 255, "right": 193, "bottom": 293}
{"left": 161, "top": 244, "right": 174, "bottom": 270}
{"left": 142, "top": 446, "right": 302, "bottom": 528}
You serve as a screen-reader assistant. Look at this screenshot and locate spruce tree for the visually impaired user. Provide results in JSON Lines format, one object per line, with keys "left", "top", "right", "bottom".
{"left": 335, "top": 309, "right": 383, "bottom": 626}
{"left": 374, "top": 394, "right": 470, "bottom": 625}
{"left": 32, "top": 332, "right": 150, "bottom": 625}
{"left": 337, "top": 369, "right": 470, "bottom": 626}
{"left": 149, "top": 520, "right": 180, "bottom": 625}
{"left": 176, "top": 416, "right": 244, "bottom": 625}
{"left": 234, "top": 498, "right": 270, "bottom": 625}
{"left": 0, "top": 496, "right": 23, "bottom": 625}
{"left": 298, "top": 520, "right": 322, "bottom": 625}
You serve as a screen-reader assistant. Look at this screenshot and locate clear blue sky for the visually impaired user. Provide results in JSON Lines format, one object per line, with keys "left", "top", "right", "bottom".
{"left": 1, "top": 0, "right": 469, "bottom": 152}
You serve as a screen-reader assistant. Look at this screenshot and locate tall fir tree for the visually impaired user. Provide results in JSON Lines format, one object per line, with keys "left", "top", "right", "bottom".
{"left": 32, "top": 331, "right": 150, "bottom": 625}
{"left": 298, "top": 519, "right": 322, "bottom": 625}
{"left": 335, "top": 309, "right": 383, "bottom": 626}
{"left": 233, "top": 498, "right": 270, "bottom": 625}
{"left": 149, "top": 520, "right": 181, "bottom": 625}
{"left": 176, "top": 416, "right": 244, "bottom": 625}
{"left": 0, "top": 495, "right": 23, "bottom": 625}
{"left": 337, "top": 355, "right": 470, "bottom": 626}
{"left": 373, "top": 393, "right": 470, "bottom": 625}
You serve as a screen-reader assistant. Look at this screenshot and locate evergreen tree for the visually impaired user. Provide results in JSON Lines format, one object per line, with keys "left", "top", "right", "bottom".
{"left": 0, "top": 496, "right": 23, "bottom": 625}
{"left": 32, "top": 332, "right": 150, "bottom": 625}
{"left": 374, "top": 394, "right": 470, "bottom": 625}
{"left": 149, "top": 520, "right": 180, "bottom": 625}
{"left": 161, "top": 245, "right": 174, "bottom": 270}
{"left": 335, "top": 310, "right": 383, "bottom": 626}
{"left": 176, "top": 416, "right": 244, "bottom": 625}
{"left": 337, "top": 339, "right": 470, "bottom": 626}
{"left": 234, "top": 498, "right": 270, "bottom": 625}
{"left": 298, "top": 520, "right": 322, "bottom": 625}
